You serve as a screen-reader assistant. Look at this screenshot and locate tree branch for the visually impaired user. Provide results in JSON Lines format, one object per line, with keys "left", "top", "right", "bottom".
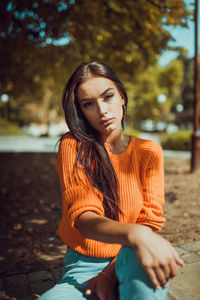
{"left": 145, "top": 0, "right": 179, "bottom": 10}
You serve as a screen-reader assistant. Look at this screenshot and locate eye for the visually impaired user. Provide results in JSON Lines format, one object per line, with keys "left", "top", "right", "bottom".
{"left": 104, "top": 93, "right": 114, "bottom": 100}
{"left": 82, "top": 101, "right": 93, "bottom": 108}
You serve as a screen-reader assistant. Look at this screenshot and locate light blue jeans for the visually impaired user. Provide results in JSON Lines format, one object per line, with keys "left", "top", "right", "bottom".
{"left": 39, "top": 246, "right": 169, "bottom": 300}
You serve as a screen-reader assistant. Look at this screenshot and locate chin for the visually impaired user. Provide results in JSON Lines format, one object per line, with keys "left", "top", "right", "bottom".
{"left": 102, "top": 125, "right": 118, "bottom": 134}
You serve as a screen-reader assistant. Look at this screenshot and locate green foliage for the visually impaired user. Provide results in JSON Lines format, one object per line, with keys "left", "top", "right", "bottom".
{"left": 125, "top": 59, "right": 184, "bottom": 128}
{"left": 0, "top": 0, "right": 191, "bottom": 125}
{"left": 0, "top": 1, "right": 190, "bottom": 94}
{"left": 160, "top": 130, "right": 191, "bottom": 151}
{"left": 124, "top": 128, "right": 140, "bottom": 137}
{"left": 158, "top": 59, "right": 184, "bottom": 106}
{"left": 0, "top": 118, "right": 26, "bottom": 136}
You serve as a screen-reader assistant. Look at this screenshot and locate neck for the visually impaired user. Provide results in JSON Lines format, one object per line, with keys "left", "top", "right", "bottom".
{"left": 101, "top": 129, "right": 129, "bottom": 154}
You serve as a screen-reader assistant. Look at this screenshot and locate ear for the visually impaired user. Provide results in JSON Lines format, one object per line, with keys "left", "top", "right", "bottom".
{"left": 121, "top": 98, "right": 125, "bottom": 105}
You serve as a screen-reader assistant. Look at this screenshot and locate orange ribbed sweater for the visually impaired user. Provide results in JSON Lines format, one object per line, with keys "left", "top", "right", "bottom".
{"left": 57, "top": 132, "right": 165, "bottom": 258}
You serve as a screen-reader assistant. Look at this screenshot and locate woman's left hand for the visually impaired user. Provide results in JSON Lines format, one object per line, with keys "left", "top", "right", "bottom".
{"left": 85, "top": 272, "right": 117, "bottom": 300}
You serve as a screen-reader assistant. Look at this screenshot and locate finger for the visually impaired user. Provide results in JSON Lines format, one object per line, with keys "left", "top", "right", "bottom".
{"left": 154, "top": 266, "right": 167, "bottom": 288}
{"left": 171, "top": 247, "right": 184, "bottom": 267}
{"left": 176, "top": 258, "right": 184, "bottom": 267}
{"left": 161, "top": 264, "right": 171, "bottom": 285}
{"left": 169, "top": 259, "right": 179, "bottom": 279}
{"left": 162, "top": 264, "right": 170, "bottom": 279}
{"left": 85, "top": 277, "right": 97, "bottom": 296}
{"left": 145, "top": 267, "right": 161, "bottom": 290}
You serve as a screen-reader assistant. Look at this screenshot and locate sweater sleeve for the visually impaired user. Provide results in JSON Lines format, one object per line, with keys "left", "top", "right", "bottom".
{"left": 56, "top": 134, "right": 104, "bottom": 228}
{"left": 136, "top": 143, "right": 166, "bottom": 231}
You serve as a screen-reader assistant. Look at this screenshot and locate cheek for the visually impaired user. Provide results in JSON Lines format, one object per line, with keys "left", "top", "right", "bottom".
{"left": 115, "top": 102, "right": 123, "bottom": 117}
{"left": 82, "top": 110, "right": 97, "bottom": 125}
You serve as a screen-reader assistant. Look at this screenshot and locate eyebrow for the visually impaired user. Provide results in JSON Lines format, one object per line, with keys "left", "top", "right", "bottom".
{"left": 79, "top": 88, "right": 114, "bottom": 104}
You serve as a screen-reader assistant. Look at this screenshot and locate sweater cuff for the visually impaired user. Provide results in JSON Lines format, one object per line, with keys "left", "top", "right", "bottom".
{"left": 63, "top": 187, "right": 104, "bottom": 228}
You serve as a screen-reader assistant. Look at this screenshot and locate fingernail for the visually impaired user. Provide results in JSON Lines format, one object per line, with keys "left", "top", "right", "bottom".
{"left": 156, "top": 285, "right": 161, "bottom": 290}
{"left": 179, "top": 260, "right": 184, "bottom": 266}
{"left": 85, "top": 290, "right": 91, "bottom": 295}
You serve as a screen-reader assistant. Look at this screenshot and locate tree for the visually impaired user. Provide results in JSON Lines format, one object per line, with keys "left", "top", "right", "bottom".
{"left": 0, "top": 0, "right": 191, "bottom": 123}
{"left": 159, "top": 59, "right": 184, "bottom": 108}
{"left": 125, "top": 59, "right": 184, "bottom": 129}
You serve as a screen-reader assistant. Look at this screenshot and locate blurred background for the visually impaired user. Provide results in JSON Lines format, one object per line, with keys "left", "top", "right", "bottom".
{"left": 0, "top": 0, "right": 199, "bottom": 150}
{"left": 0, "top": 1, "right": 200, "bottom": 299}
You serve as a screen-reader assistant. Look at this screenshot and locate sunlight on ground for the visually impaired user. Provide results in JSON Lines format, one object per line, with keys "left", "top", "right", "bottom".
{"left": 28, "top": 219, "right": 48, "bottom": 225}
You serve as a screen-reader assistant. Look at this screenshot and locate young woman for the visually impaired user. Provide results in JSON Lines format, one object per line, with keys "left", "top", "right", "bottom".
{"left": 39, "top": 61, "right": 184, "bottom": 300}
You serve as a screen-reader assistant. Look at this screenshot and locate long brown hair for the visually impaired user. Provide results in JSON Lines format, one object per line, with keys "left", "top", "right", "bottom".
{"left": 62, "top": 61, "right": 128, "bottom": 220}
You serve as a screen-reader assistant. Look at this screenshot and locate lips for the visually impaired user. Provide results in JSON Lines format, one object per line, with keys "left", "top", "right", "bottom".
{"left": 100, "top": 118, "right": 114, "bottom": 126}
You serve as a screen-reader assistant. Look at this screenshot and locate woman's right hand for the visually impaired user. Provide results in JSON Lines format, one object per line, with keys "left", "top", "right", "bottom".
{"left": 127, "top": 224, "right": 184, "bottom": 289}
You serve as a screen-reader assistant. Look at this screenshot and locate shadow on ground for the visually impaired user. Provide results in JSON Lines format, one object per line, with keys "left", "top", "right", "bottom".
{"left": 0, "top": 153, "right": 66, "bottom": 278}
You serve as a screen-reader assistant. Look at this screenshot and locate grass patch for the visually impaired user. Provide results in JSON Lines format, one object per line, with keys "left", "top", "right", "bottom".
{"left": 0, "top": 118, "right": 26, "bottom": 136}
{"left": 160, "top": 130, "right": 192, "bottom": 151}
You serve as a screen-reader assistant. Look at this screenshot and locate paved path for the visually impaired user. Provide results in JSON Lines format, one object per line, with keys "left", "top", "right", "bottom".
{"left": 0, "top": 136, "right": 190, "bottom": 158}
{"left": 168, "top": 241, "right": 200, "bottom": 300}
{"left": 0, "top": 136, "right": 59, "bottom": 153}
{"left": 0, "top": 241, "right": 199, "bottom": 300}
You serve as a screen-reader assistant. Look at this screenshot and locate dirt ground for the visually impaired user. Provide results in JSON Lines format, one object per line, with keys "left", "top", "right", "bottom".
{"left": 0, "top": 153, "right": 200, "bottom": 278}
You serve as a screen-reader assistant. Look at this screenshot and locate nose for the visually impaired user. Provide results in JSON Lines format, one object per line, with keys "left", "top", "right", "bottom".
{"left": 97, "top": 101, "right": 107, "bottom": 116}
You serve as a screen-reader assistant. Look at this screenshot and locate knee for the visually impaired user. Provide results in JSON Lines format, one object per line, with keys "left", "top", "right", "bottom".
{"left": 116, "top": 247, "right": 169, "bottom": 300}
{"left": 116, "top": 246, "right": 154, "bottom": 287}
{"left": 117, "top": 246, "right": 137, "bottom": 263}
{"left": 116, "top": 247, "right": 142, "bottom": 282}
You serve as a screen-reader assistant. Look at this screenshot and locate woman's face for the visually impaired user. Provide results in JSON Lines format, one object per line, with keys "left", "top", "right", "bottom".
{"left": 77, "top": 76, "right": 125, "bottom": 137}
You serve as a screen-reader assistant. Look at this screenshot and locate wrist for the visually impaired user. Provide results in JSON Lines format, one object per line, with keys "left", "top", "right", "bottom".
{"left": 126, "top": 224, "right": 152, "bottom": 248}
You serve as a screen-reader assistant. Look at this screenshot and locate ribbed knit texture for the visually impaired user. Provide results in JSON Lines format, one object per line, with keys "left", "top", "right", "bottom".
{"left": 56, "top": 132, "right": 165, "bottom": 258}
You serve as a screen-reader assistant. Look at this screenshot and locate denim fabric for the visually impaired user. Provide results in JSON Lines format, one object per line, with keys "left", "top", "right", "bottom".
{"left": 39, "top": 248, "right": 112, "bottom": 300}
{"left": 39, "top": 247, "right": 169, "bottom": 300}
{"left": 116, "top": 247, "right": 169, "bottom": 300}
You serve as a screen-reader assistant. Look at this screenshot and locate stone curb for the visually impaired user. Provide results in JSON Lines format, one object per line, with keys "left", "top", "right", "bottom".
{"left": 1, "top": 241, "right": 200, "bottom": 300}
{"left": 167, "top": 241, "right": 200, "bottom": 300}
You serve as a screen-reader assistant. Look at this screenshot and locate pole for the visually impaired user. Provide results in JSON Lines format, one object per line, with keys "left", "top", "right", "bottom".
{"left": 191, "top": 0, "right": 200, "bottom": 172}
